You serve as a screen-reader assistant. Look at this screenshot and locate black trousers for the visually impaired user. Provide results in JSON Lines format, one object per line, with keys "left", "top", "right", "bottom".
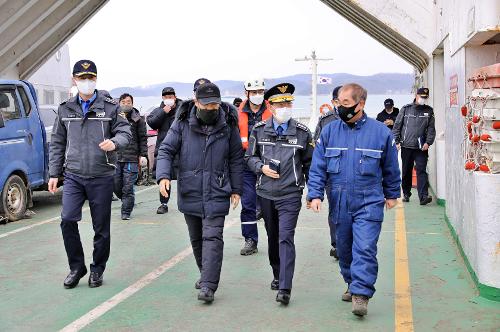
{"left": 184, "top": 214, "right": 225, "bottom": 291}
{"left": 260, "top": 196, "right": 301, "bottom": 291}
{"left": 113, "top": 162, "right": 139, "bottom": 215}
{"left": 401, "top": 147, "right": 429, "bottom": 201}
{"left": 60, "top": 173, "right": 113, "bottom": 273}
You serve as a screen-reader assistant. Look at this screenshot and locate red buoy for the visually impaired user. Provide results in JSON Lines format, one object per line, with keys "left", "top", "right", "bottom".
{"left": 493, "top": 121, "right": 500, "bottom": 130}
{"left": 480, "top": 134, "right": 492, "bottom": 142}
{"left": 461, "top": 105, "right": 468, "bottom": 117}
{"left": 465, "top": 161, "right": 477, "bottom": 170}
{"left": 472, "top": 115, "right": 480, "bottom": 123}
{"left": 479, "top": 164, "right": 490, "bottom": 172}
{"left": 472, "top": 135, "right": 481, "bottom": 143}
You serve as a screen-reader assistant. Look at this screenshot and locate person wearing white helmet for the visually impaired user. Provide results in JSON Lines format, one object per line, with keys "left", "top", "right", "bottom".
{"left": 237, "top": 78, "right": 272, "bottom": 255}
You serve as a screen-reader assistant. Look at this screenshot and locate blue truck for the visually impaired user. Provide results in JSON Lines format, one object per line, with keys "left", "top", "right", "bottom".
{"left": 0, "top": 80, "right": 55, "bottom": 222}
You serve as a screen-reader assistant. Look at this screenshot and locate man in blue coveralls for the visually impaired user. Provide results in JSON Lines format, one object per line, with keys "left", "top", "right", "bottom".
{"left": 307, "top": 83, "right": 401, "bottom": 316}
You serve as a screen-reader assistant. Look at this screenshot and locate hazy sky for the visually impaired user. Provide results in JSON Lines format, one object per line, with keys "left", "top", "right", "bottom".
{"left": 68, "top": 0, "right": 413, "bottom": 90}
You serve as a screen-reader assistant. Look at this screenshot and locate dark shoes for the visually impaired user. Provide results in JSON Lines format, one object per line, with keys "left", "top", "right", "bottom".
{"left": 195, "top": 279, "right": 201, "bottom": 290}
{"left": 270, "top": 279, "right": 279, "bottom": 290}
{"left": 121, "top": 214, "right": 131, "bottom": 220}
{"left": 352, "top": 294, "right": 369, "bottom": 316}
{"left": 420, "top": 196, "right": 433, "bottom": 205}
{"left": 330, "top": 246, "right": 339, "bottom": 260}
{"left": 276, "top": 289, "right": 291, "bottom": 305}
{"left": 402, "top": 195, "right": 410, "bottom": 202}
{"left": 198, "top": 287, "right": 214, "bottom": 303}
{"left": 63, "top": 267, "right": 87, "bottom": 289}
{"left": 88, "top": 271, "right": 103, "bottom": 288}
{"left": 156, "top": 204, "right": 169, "bottom": 214}
{"left": 240, "top": 238, "right": 258, "bottom": 256}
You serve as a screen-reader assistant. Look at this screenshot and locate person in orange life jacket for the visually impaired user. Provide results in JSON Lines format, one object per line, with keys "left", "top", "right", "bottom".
{"left": 238, "top": 78, "right": 273, "bottom": 256}
{"left": 245, "top": 83, "right": 314, "bottom": 305}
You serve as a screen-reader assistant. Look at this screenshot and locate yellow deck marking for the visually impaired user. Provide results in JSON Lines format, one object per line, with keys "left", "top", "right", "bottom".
{"left": 60, "top": 218, "right": 239, "bottom": 332}
{"left": 395, "top": 203, "right": 414, "bottom": 331}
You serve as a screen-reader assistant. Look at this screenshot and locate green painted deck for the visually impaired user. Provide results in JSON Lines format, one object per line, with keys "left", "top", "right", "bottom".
{"left": 0, "top": 185, "right": 498, "bottom": 331}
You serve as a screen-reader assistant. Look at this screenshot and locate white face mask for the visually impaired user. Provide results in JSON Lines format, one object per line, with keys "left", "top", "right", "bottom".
{"left": 274, "top": 107, "right": 293, "bottom": 124}
{"left": 75, "top": 79, "right": 96, "bottom": 95}
{"left": 416, "top": 97, "right": 426, "bottom": 105}
{"left": 249, "top": 94, "right": 264, "bottom": 106}
{"left": 163, "top": 98, "right": 175, "bottom": 107}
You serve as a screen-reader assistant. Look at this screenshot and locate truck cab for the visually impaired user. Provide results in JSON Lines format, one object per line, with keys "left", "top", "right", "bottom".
{"left": 0, "top": 80, "right": 49, "bottom": 221}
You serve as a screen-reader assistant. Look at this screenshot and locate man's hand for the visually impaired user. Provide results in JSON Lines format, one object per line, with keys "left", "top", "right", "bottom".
{"left": 163, "top": 105, "right": 172, "bottom": 113}
{"left": 99, "top": 139, "right": 116, "bottom": 152}
{"left": 306, "top": 200, "right": 312, "bottom": 209}
{"left": 385, "top": 199, "right": 398, "bottom": 209}
{"left": 422, "top": 143, "right": 429, "bottom": 151}
{"left": 231, "top": 194, "right": 240, "bottom": 209}
{"left": 159, "top": 179, "right": 170, "bottom": 198}
{"left": 310, "top": 198, "right": 322, "bottom": 212}
{"left": 396, "top": 143, "right": 401, "bottom": 151}
{"left": 48, "top": 178, "right": 58, "bottom": 194}
{"left": 385, "top": 119, "right": 394, "bottom": 126}
{"left": 262, "top": 165, "right": 279, "bottom": 179}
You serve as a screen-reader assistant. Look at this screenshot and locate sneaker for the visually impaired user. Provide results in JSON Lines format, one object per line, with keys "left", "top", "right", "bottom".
{"left": 121, "top": 214, "right": 130, "bottom": 220}
{"left": 402, "top": 195, "right": 410, "bottom": 202}
{"left": 352, "top": 295, "right": 369, "bottom": 316}
{"left": 420, "top": 196, "right": 432, "bottom": 205}
{"left": 195, "top": 279, "right": 201, "bottom": 290}
{"left": 342, "top": 289, "right": 352, "bottom": 302}
{"left": 330, "top": 247, "right": 339, "bottom": 260}
{"left": 276, "top": 289, "right": 291, "bottom": 305}
{"left": 240, "top": 238, "right": 258, "bottom": 256}
{"left": 156, "top": 204, "right": 169, "bottom": 214}
{"left": 198, "top": 287, "right": 214, "bottom": 303}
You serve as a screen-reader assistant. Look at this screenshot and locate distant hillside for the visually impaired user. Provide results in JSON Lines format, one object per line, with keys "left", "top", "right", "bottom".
{"left": 110, "top": 73, "right": 413, "bottom": 98}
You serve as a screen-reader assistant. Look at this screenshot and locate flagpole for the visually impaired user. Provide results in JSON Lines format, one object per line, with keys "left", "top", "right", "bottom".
{"left": 295, "top": 50, "right": 333, "bottom": 130}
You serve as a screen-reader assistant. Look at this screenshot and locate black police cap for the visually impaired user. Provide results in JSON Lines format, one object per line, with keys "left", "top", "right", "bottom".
{"left": 264, "top": 83, "right": 295, "bottom": 103}
{"left": 193, "top": 78, "right": 211, "bottom": 91}
{"left": 162, "top": 87, "right": 176, "bottom": 96}
{"left": 73, "top": 60, "right": 97, "bottom": 77}
{"left": 417, "top": 88, "right": 429, "bottom": 98}
{"left": 196, "top": 83, "right": 221, "bottom": 105}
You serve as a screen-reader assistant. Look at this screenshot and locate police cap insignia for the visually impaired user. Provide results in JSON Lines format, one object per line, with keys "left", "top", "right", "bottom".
{"left": 81, "top": 62, "right": 91, "bottom": 70}
{"left": 277, "top": 85, "right": 288, "bottom": 94}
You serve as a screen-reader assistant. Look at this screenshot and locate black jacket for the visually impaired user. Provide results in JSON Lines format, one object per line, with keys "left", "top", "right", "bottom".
{"left": 313, "top": 109, "right": 339, "bottom": 143}
{"left": 49, "top": 90, "right": 132, "bottom": 178}
{"left": 146, "top": 98, "right": 182, "bottom": 156}
{"left": 156, "top": 100, "right": 244, "bottom": 218}
{"left": 392, "top": 103, "right": 436, "bottom": 149}
{"left": 376, "top": 107, "right": 399, "bottom": 130}
{"left": 246, "top": 118, "right": 314, "bottom": 200}
{"left": 117, "top": 108, "right": 148, "bottom": 162}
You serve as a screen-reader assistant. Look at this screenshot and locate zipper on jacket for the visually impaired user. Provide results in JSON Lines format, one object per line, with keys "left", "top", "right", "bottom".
{"left": 64, "top": 121, "right": 71, "bottom": 167}
{"left": 292, "top": 148, "right": 299, "bottom": 186}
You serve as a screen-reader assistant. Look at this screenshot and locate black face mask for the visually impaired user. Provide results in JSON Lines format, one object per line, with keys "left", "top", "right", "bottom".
{"left": 196, "top": 107, "right": 219, "bottom": 125}
{"left": 338, "top": 103, "right": 359, "bottom": 122}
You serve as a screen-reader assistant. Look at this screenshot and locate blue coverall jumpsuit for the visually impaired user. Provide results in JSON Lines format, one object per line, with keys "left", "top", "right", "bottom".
{"left": 307, "top": 113, "right": 401, "bottom": 298}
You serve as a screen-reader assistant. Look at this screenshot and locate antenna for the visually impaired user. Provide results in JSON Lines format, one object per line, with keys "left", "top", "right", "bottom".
{"left": 295, "top": 50, "right": 333, "bottom": 129}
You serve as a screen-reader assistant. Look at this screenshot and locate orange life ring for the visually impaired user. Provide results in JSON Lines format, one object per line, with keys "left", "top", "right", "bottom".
{"left": 319, "top": 103, "right": 333, "bottom": 114}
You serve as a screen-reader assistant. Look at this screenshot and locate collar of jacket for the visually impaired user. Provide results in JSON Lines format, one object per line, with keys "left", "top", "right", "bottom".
{"left": 264, "top": 117, "right": 298, "bottom": 136}
{"left": 160, "top": 98, "right": 182, "bottom": 116}
{"left": 129, "top": 108, "right": 141, "bottom": 122}
{"left": 340, "top": 112, "right": 368, "bottom": 130}
{"left": 66, "top": 91, "right": 106, "bottom": 116}
{"left": 188, "top": 104, "right": 227, "bottom": 134}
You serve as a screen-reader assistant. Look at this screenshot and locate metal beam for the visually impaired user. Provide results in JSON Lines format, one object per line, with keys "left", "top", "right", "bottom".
{"left": 320, "top": 0, "right": 429, "bottom": 72}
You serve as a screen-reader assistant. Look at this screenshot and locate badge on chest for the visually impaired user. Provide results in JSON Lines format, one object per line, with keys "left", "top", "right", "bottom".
{"left": 96, "top": 111, "right": 106, "bottom": 118}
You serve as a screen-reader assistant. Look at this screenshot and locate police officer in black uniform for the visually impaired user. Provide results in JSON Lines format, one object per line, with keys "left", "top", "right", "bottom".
{"left": 313, "top": 85, "right": 341, "bottom": 259}
{"left": 49, "top": 60, "right": 131, "bottom": 289}
{"left": 376, "top": 98, "right": 399, "bottom": 130}
{"left": 246, "top": 83, "right": 314, "bottom": 305}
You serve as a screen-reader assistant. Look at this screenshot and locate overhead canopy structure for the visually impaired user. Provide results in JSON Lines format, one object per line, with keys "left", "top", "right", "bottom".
{"left": 0, "top": 0, "right": 108, "bottom": 80}
{"left": 319, "top": 0, "right": 430, "bottom": 72}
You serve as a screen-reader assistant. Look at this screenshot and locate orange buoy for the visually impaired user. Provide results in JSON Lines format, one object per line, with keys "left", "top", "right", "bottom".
{"left": 479, "top": 164, "right": 490, "bottom": 172}
{"left": 319, "top": 103, "right": 333, "bottom": 115}
{"left": 492, "top": 121, "right": 500, "bottom": 130}
{"left": 465, "top": 161, "right": 477, "bottom": 170}
{"left": 461, "top": 105, "right": 468, "bottom": 117}
{"left": 480, "top": 134, "right": 492, "bottom": 142}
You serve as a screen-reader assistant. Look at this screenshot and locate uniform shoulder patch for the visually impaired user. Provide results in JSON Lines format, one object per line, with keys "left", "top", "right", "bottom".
{"left": 104, "top": 97, "right": 117, "bottom": 105}
{"left": 296, "top": 122, "right": 311, "bottom": 133}
{"left": 254, "top": 120, "right": 266, "bottom": 128}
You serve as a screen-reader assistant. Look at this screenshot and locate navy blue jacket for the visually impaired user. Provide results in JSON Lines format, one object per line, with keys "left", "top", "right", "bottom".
{"left": 156, "top": 101, "right": 244, "bottom": 218}
{"left": 307, "top": 113, "right": 400, "bottom": 222}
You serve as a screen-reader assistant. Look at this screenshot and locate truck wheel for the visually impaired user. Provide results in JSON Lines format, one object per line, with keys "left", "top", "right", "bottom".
{"left": 0, "top": 175, "right": 28, "bottom": 222}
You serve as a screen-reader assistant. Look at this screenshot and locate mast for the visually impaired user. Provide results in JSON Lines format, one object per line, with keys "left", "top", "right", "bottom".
{"left": 295, "top": 50, "right": 332, "bottom": 129}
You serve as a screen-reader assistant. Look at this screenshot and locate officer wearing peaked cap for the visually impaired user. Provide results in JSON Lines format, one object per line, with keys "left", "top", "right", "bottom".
{"left": 48, "top": 59, "right": 132, "bottom": 290}
{"left": 245, "top": 83, "right": 314, "bottom": 305}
